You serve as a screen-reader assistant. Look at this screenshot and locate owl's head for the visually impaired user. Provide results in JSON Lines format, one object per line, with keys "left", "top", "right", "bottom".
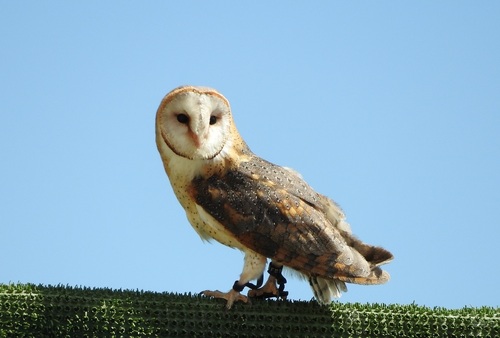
{"left": 156, "top": 86, "right": 235, "bottom": 161}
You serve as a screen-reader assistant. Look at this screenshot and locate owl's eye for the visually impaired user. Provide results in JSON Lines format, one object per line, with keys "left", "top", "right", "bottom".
{"left": 209, "top": 115, "right": 218, "bottom": 125}
{"left": 176, "top": 113, "right": 189, "bottom": 124}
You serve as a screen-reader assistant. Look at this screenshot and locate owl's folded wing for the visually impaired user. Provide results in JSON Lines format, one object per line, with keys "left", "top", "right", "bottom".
{"left": 190, "top": 159, "right": 392, "bottom": 283}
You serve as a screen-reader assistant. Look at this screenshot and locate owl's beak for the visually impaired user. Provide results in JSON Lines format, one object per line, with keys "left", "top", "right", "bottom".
{"left": 189, "top": 130, "right": 208, "bottom": 148}
{"left": 188, "top": 131, "right": 200, "bottom": 147}
{"left": 190, "top": 115, "right": 209, "bottom": 148}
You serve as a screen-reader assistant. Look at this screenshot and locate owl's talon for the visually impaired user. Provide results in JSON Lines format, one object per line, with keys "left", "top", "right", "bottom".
{"left": 247, "top": 276, "right": 281, "bottom": 299}
{"left": 201, "top": 289, "right": 249, "bottom": 309}
{"left": 248, "top": 262, "right": 288, "bottom": 300}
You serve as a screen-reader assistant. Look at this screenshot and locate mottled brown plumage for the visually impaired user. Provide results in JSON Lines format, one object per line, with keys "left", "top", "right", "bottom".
{"left": 190, "top": 155, "right": 392, "bottom": 284}
{"left": 156, "top": 85, "right": 393, "bottom": 308}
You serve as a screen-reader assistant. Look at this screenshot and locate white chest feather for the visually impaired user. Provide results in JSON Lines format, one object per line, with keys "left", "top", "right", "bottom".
{"left": 193, "top": 205, "right": 247, "bottom": 250}
{"left": 165, "top": 152, "right": 246, "bottom": 250}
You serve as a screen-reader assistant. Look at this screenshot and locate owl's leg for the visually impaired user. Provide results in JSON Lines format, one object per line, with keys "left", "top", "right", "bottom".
{"left": 247, "top": 261, "right": 289, "bottom": 300}
{"left": 201, "top": 251, "right": 266, "bottom": 309}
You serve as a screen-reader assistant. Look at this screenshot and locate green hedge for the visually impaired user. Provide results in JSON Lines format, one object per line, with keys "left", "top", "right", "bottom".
{"left": 0, "top": 283, "right": 498, "bottom": 337}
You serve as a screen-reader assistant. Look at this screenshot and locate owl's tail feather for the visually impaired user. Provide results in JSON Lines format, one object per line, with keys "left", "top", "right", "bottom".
{"left": 308, "top": 265, "right": 391, "bottom": 305}
{"left": 307, "top": 248, "right": 392, "bottom": 304}
{"left": 308, "top": 276, "right": 347, "bottom": 305}
{"left": 335, "top": 266, "right": 391, "bottom": 285}
{"left": 340, "top": 232, "right": 394, "bottom": 267}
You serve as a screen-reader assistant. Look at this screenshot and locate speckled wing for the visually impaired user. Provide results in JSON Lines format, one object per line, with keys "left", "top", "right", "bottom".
{"left": 190, "top": 156, "right": 393, "bottom": 284}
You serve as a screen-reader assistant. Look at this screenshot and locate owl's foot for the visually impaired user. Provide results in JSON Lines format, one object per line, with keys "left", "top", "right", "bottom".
{"left": 201, "top": 281, "right": 249, "bottom": 309}
{"left": 247, "top": 262, "right": 288, "bottom": 300}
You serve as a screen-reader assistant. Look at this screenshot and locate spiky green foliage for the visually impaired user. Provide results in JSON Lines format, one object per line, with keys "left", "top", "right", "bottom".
{"left": 0, "top": 283, "right": 498, "bottom": 337}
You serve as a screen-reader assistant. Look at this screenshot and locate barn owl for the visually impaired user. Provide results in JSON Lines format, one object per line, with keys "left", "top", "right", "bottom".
{"left": 155, "top": 85, "right": 393, "bottom": 309}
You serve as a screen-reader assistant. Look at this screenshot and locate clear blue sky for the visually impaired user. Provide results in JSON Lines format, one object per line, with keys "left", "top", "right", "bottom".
{"left": 1, "top": 2, "right": 499, "bottom": 309}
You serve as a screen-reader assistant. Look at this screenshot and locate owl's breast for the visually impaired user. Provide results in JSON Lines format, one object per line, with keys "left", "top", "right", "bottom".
{"left": 165, "top": 174, "right": 246, "bottom": 251}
